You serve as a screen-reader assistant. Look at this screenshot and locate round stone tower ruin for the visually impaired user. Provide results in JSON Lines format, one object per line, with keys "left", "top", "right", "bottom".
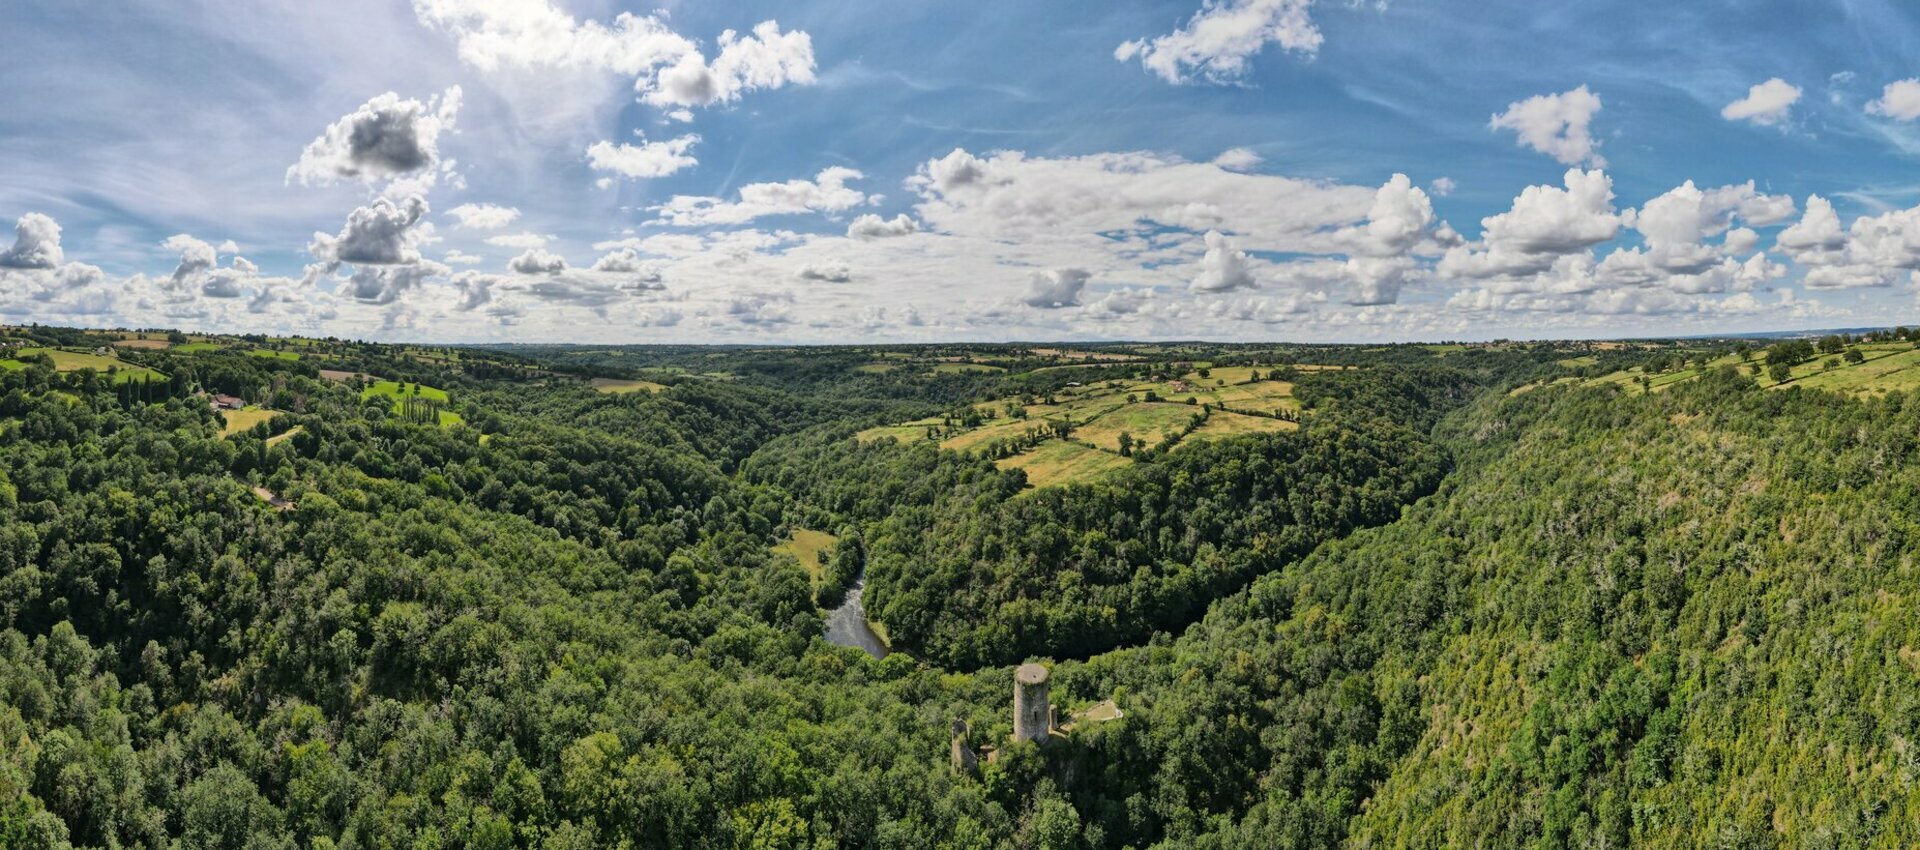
{"left": 1013, "top": 662, "right": 1053, "bottom": 744}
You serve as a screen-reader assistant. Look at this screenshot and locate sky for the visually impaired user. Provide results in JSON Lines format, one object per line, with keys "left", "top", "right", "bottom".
{"left": 6, "top": 0, "right": 1920, "bottom": 344}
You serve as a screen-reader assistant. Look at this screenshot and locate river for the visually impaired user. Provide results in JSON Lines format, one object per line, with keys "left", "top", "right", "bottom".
{"left": 823, "top": 574, "right": 889, "bottom": 658}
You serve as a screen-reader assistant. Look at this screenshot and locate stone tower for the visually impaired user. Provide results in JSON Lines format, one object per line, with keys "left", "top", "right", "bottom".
{"left": 1013, "top": 662, "right": 1053, "bottom": 744}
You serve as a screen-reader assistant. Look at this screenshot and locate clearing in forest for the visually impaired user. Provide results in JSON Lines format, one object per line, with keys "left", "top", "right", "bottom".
{"left": 13, "top": 347, "right": 164, "bottom": 382}
{"left": 772, "top": 528, "right": 838, "bottom": 580}
{"left": 590, "top": 377, "right": 667, "bottom": 394}
{"left": 220, "top": 408, "right": 277, "bottom": 437}
{"left": 857, "top": 364, "right": 1303, "bottom": 489}
{"left": 995, "top": 439, "right": 1132, "bottom": 489}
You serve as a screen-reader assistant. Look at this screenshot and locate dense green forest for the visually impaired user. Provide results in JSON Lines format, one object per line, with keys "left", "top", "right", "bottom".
{"left": 5, "top": 329, "right": 1920, "bottom": 847}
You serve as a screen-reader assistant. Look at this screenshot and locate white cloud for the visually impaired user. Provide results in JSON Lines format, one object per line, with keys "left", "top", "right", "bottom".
{"left": 1490, "top": 86, "right": 1605, "bottom": 167}
{"left": 161, "top": 234, "right": 218, "bottom": 285}
{"left": 287, "top": 87, "right": 462, "bottom": 186}
{"left": 0, "top": 213, "right": 63, "bottom": 269}
{"left": 1190, "top": 230, "right": 1258, "bottom": 292}
{"left": 444, "top": 250, "right": 484, "bottom": 265}
{"left": 508, "top": 248, "right": 567, "bottom": 275}
{"left": 653, "top": 166, "right": 867, "bottom": 226}
{"left": 1623, "top": 180, "right": 1795, "bottom": 272}
{"left": 1868, "top": 79, "right": 1920, "bottom": 121}
{"left": 1721, "top": 78, "right": 1801, "bottom": 126}
{"left": 1776, "top": 195, "right": 1849, "bottom": 265}
{"left": 640, "top": 21, "right": 816, "bottom": 109}
{"left": 590, "top": 247, "right": 657, "bottom": 277}
{"left": 796, "top": 259, "right": 852, "bottom": 282}
{"left": 1439, "top": 168, "right": 1622, "bottom": 279}
{"left": 343, "top": 260, "right": 447, "bottom": 305}
{"left": 447, "top": 203, "right": 521, "bottom": 229}
{"left": 1779, "top": 198, "right": 1920, "bottom": 289}
{"left": 414, "top": 2, "right": 813, "bottom": 113}
{"left": 847, "top": 213, "right": 919, "bottom": 239}
{"left": 1116, "top": 0, "right": 1322, "bottom": 84}
{"left": 909, "top": 147, "right": 1375, "bottom": 252}
{"left": 310, "top": 195, "right": 432, "bottom": 267}
{"left": 586, "top": 134, "right": 699, "bottom": 179}
{"left": 1022, "top": 267, "right": 1091, "bottom": 308}
{"left": 1213, "top": 147, "right": 1263, "bottom": 170}
{"left": 1429, "top": 177, "right": 1456, "bottom": 197}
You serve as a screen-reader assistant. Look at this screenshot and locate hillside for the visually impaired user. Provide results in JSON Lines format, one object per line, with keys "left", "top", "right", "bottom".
{"left": 3, "top": 326, "right": 1920, "bottom": 847}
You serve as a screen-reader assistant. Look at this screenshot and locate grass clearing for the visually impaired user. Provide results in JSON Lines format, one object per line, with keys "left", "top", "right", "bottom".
{"left": 995, "top": 440, "right": 1132, "bottom": 489}
{"left": 590, "top": 377, "right": 667, "bottom": 394}
{"left": 266, "top": 425, "right": 304, "bottom": 446}
{"left": 220, "top": 408, "right": 278, "bottom": 437}
{"left": 1185, "top": 410, "right": 1298, "bottom": 443}
{"left": 772, "top": 528, "right": 838, "bottom": 580}
{"left": 1074, "top": 403, "right": 1204, "bottom": 452}
{"left": 247, "top": 349, "right": 300, "bottom": 361}
{"left": 16, "top": 347, "right": 164, "bottom": 382}
{"left": 173, "top": 342, "right": 221, "bottom": 353}
{"left": 112, "top": 339, "right": 171, "bottom": 350}
{"left": 940, "top": 418, "right": 1056, "bottom": 453}
{"left": 930, "top": 362, "right": 1004, "bottom": 374}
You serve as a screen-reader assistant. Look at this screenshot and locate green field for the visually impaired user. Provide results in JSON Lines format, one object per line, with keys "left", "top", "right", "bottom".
{"left": 929, "top": 362, "right": 1004, "bottom": 374}
{"left": 219, "top": 408, "right": 277, "bottom": 437}
{"left": 771, "top": 528, "right": 838, "bottom": 580}
{"left": 589, "top": 377, "right": 667, "bottom": 394}
{"left": 246, "top": 348, "right": 300, "bottom": 361}
{"left": 994, "top": 439, "right": 1132, "bottom": 489}
{"left": 1185, "top": 410, "right": 1299, "bottom": 442}
{"left": 362, "top": 380, "right": 461, "bottom": 426}
{"left": 15, "top": 347, "right": 163, "bottom": 382}
{"left": 855, "top": 365, "right": 1301, "bottom": 487}
{"left": 173, "top": 342, "right": 221, "bottom": 353}
{"left": 1073, "top": 402, "right": 1202, "bottom": 452}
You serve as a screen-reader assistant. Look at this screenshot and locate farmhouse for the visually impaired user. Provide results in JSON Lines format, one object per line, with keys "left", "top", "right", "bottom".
{"left": 210, "top": 394, "right": 244, "bottom": 410}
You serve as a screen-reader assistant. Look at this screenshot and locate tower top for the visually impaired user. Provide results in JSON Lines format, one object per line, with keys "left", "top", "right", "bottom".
{"left": 1016, "top": 662, "right": 1049, "bottom": 686}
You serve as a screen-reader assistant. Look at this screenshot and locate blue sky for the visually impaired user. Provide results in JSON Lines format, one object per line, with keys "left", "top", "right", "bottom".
{"left": 5, "top": 0, "right": 1920, "bottom": 342}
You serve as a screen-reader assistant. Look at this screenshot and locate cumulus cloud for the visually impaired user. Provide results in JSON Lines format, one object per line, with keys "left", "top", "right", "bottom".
{"left": 344, "top": 260, "right": 447, "bottom": 305}
{"left": 1622, "top": 180, "right": 1795, "bottom": 273}
{"left": 1116, "top": 0, "right": 1322, "bottom": 84}
{"left": 796, "top": 259, "right": 852, "bottom": 282}
{"left": 847, "top": 213, "right": 919, "bottom": 239}
{"left": 1439, "top": 168, "right": 1621, "bottom": 279}
{"left": 1335, "top": 173, "right": 1453, "bottom": 257}
{"left": 1429, "top": 177, "right": 1456, "bottom": 197}
{"left": 1868, "top": 79, "right": 1920, "bottom": 121}
{"left": 447, "top": 203, "right": 521, "bottom": 229}
{"left": 1776, "top": 195, "right": 1849, "bottom": 265}
{"left": 310, "top": 195, "right": 432, "bottom": 267}
{"left": 451, "top": 271, "right": 498, "bottom": 311}
{"left": 161, "top": 234, "right": 218, "bottom": 285}
{"left": 1214, "top": 147, "right": 1263, "bottom": 170}
{"left": 1190, "top": 230, "right": 1258, "bottom": 292}
{"left": 1022, "top": 267, "right": 1091, "bottom": 308}
{"left": 590, "top": 247, "right": 651, "bottom": 274}
{"left": 586, "top": 134, "right": 699, "bottom": 179}
{"left": 0, "top": 213, "right": 63, "bottom": 269}
{"left": 1490, "top": 86, "right": 1605, "bottom": 167}
{"left": 1778, "top": 197, "right": 1920, "bottom": 288}
{"left": 287, "top": 87, "right": 462, "bottom": 186}
{"left": 1721, "top": 78, "right": 1801, "bottom": 125}
{"left": 509, "top": 248, "right": 568, "bottom": 275}
{"left": 653, "top": 166, "right": 867, "bottom": 226}
{"left": 640, "top": 21, "right": 816, "bottom": 109}
{"left": 908, "top": 147, "right": 1375, "bottom": 252}
{"left": 414, "top": 1, "right": 813, "bottom": 113}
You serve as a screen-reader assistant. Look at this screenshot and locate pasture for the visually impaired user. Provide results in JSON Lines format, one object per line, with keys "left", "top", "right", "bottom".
{"left": 589, "top": 377, "right": 667, "bottom": 394}
{"left": 772, "top": 528, "right": 838, "bottom": 580}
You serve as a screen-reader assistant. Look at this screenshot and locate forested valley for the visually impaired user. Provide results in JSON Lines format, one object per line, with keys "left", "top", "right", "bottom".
{"left": 5, "top": 328, "right": 1920, "bottom": 848}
